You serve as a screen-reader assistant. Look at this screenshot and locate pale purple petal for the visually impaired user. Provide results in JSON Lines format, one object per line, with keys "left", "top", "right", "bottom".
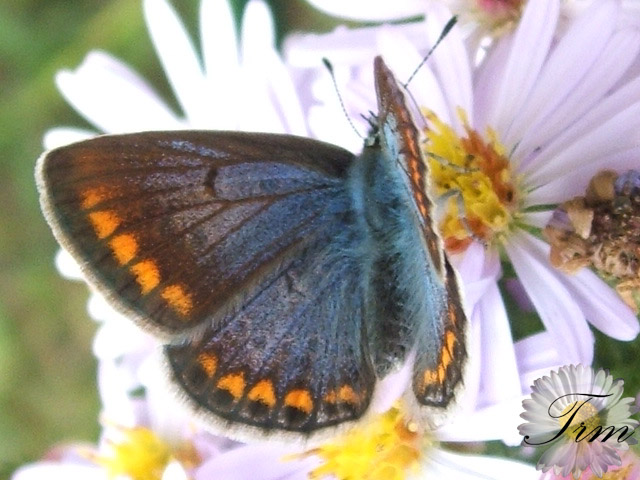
{"left": 505, "top": 231, "right": 594, "bottom": 365}
{"left": 474, "top": 280, "right": 521, "bottom": 407}
{"left": 305, "top": 0, "right": 426, "bottom": 21}
{"left": 474, "top": 0, "right": 559, "bottom": 135}
{"left": 521, "top": 210, "right": 553, "bottom": 229}
{"left": 377, "top": 30, "right": 451, "bottom": 126}
{"left": 144, "top": 0, "right": 208, "bottom": 125}
{"left": 516, "top": 28, "right": 640, "bottom": 160}
{"left": 527, "top": 146, "right": 640, "bottom": 205}
{"left": 56, "top": 51, "right": 183, "bottom": 133}
{"left": 524, "top": 72, "right": 640, "bottom": 188}
{"left": 505, "top": 0, "right": 618, "bottom": 148}
{"left": 194, "top": 444, "right": 317, "bottom": 480}
{"left": 372, "top": 359, "right": 412, "bottom": 413}
{"left": 425, "top": 3, "right": 474, "bottom": 128}
{"left": 525, "top": 99, "right": 640, "bottom": 189}
{"left": 558, "top": 268, "right": 639, "bottom": 340}
{"left": 515, "top": 332, "right": 563, "bottom": 389}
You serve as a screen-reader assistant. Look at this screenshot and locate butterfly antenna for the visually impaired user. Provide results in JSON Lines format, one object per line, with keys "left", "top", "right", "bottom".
{"left": 403, "top": 16, "right": 458, "bottom": 89}
{"left": 322, "top": 58, "right": 365, "bottom": 140}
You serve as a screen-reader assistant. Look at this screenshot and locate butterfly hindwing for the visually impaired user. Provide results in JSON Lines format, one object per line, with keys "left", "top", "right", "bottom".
{"left": 166, "top": 203, "right": 376, "bottom": 436}
{"left": 371, "top": 57, "right": 468, "bottom": 414}
{"left": 37, "top": 131, "right": 354, "bottom": 336}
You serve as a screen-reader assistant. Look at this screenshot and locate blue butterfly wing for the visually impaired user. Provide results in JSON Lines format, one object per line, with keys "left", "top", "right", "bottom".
{"left": 37, "top": 131, "right": 376, "bottom": 437}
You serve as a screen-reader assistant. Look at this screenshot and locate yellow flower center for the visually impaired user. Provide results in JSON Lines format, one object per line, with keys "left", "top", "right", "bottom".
{"left": 424, "top": 109, "right": 520, "bottom": 254}
{"left": 95, "top": 426, "right": 199, "bottom": 480}
{"left": 559, "top": 400, "right": 601, "bottom": 441}
{"left": 307, "top": 405, "right": 430, "bottom": 480}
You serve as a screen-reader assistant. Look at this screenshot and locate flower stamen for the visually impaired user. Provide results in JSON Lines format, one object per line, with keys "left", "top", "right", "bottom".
{"left": 306, "top": 404, "right": 431, "bottom": 480}
{"left": 423, "top": 109, "right": 520, "bottom": 253}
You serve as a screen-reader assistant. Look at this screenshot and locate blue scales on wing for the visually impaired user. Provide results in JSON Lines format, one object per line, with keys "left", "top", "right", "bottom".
{"left": 37, "top": 130, "right": 377, "bottom": 436}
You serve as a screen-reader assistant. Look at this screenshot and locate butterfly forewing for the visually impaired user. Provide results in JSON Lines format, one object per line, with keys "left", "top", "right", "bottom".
{"left": 37, "top": 132, "right": 353, "bottom": 336}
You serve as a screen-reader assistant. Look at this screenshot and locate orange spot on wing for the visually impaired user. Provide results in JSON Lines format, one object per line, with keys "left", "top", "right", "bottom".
{"left": 446, "top": 330, "right": 456, "bottom": 354}
{"left": 338, "top": 385, "right": 359, "bottom": 405}
{"left": 109, "top": 234, "right": 138, "bottom": 265}
{"left": 324, "top": 391, "right": 337, "bottom": 404}
{"left": 217, "top": 372, "right": 245, "bottom": 400}
{"left": 441, "top": 347, "right": 452, "bottom": 370}
{"left": 437, "top": 364, "right": 446, "bottom": 383}
{"left": 422, "top": 369, "right": 438, "bottom": 387}
{"left": 130, "top": 260, "right": 160, "bottom": 294}
{"left": 89, "top": 210, "right": 121, "bottom": 239}
{"left": 448, "top": 303, "right": 460, "bottom": 325}
{"left": 248, "top": 379, "right": 276, "bottom": 408}
{"left": 81, "top": 187, "right": 111, "bottom": 209}
{"left": 284, "top": 389, "right": 313, "bottom": 414}
{"left": 161, "top": 285, "right": 193, "bottom": 316}
{"left": 197, "top": 352, "right": 217, "bottom": 378}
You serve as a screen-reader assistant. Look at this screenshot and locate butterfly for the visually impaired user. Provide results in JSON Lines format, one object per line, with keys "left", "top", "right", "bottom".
{"left": 36, "top": 56, "right": 467, "bottom": 442}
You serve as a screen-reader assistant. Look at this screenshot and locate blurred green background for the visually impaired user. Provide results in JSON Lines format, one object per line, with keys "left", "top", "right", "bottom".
{"left": 0, "top": 0, "right": 343, "bottom": 476}
{"left": 2, "top": 0, "right": 640, "bottom": 478}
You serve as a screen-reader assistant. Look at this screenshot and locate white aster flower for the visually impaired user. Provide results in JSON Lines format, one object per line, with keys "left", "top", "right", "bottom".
{"left": 44, "top": 0, "right": 306, "bottom": 151}
{"left": 287, "top": 0, "right": 640, "bottom": 377}
{"left": 519, "top": 365, "right": 639, "bottom": 479}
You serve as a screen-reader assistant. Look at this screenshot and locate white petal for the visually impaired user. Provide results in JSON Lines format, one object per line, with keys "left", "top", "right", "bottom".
{"left": 199, "top": 0, "right": 241, "bottom": 127}
{"left": 476, "top": 0, "right": 559, "bottom": 135}
{"left": 505, "top": 0, "right": 618, "bottom": 148}
{"left": 242, "top": 2, "right": 307, "bottom": 135}
{"left": 144, "top": 0, "right": 208, "bottom": 125}
{"left": 12, "top": 463, "right": 107, "bottom": 480}
{"left": 43, "top": 127, "right": 95, "bottom": 149}
{"left": 505, "top": 231, "right": 594, "bottom": 365}
{"left": 54, "top": 249, "right": 84, "bottom": 281}
{"left": 56, "top": 51, "right": 182, "bottom": 133}
{"left": 426, "top": 450, "right": 538, "bottom": 480}
{"left": 284, "top": 22, "right": 428, "bottom": 69}
{"left": 162, "top": 461, "right": 189, "bottom": 480}
{"left": 423, "top": 450, "right": 538, "bottom": 479}
{"left": 200, "top": 0, "right": 239, "bottom": 78}
{"left": 440, "top": 385, "right": 526, "bottom": 445}
{"left": 305, "top": 0, "right": 426, "bottom": 21}
{"left": 558, "top": 268, "right": 639, "bottom": 340}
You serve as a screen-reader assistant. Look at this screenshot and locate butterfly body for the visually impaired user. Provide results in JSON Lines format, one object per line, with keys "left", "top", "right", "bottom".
{"left": 37, "top": 57, "right": 466, "bottom": 440}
